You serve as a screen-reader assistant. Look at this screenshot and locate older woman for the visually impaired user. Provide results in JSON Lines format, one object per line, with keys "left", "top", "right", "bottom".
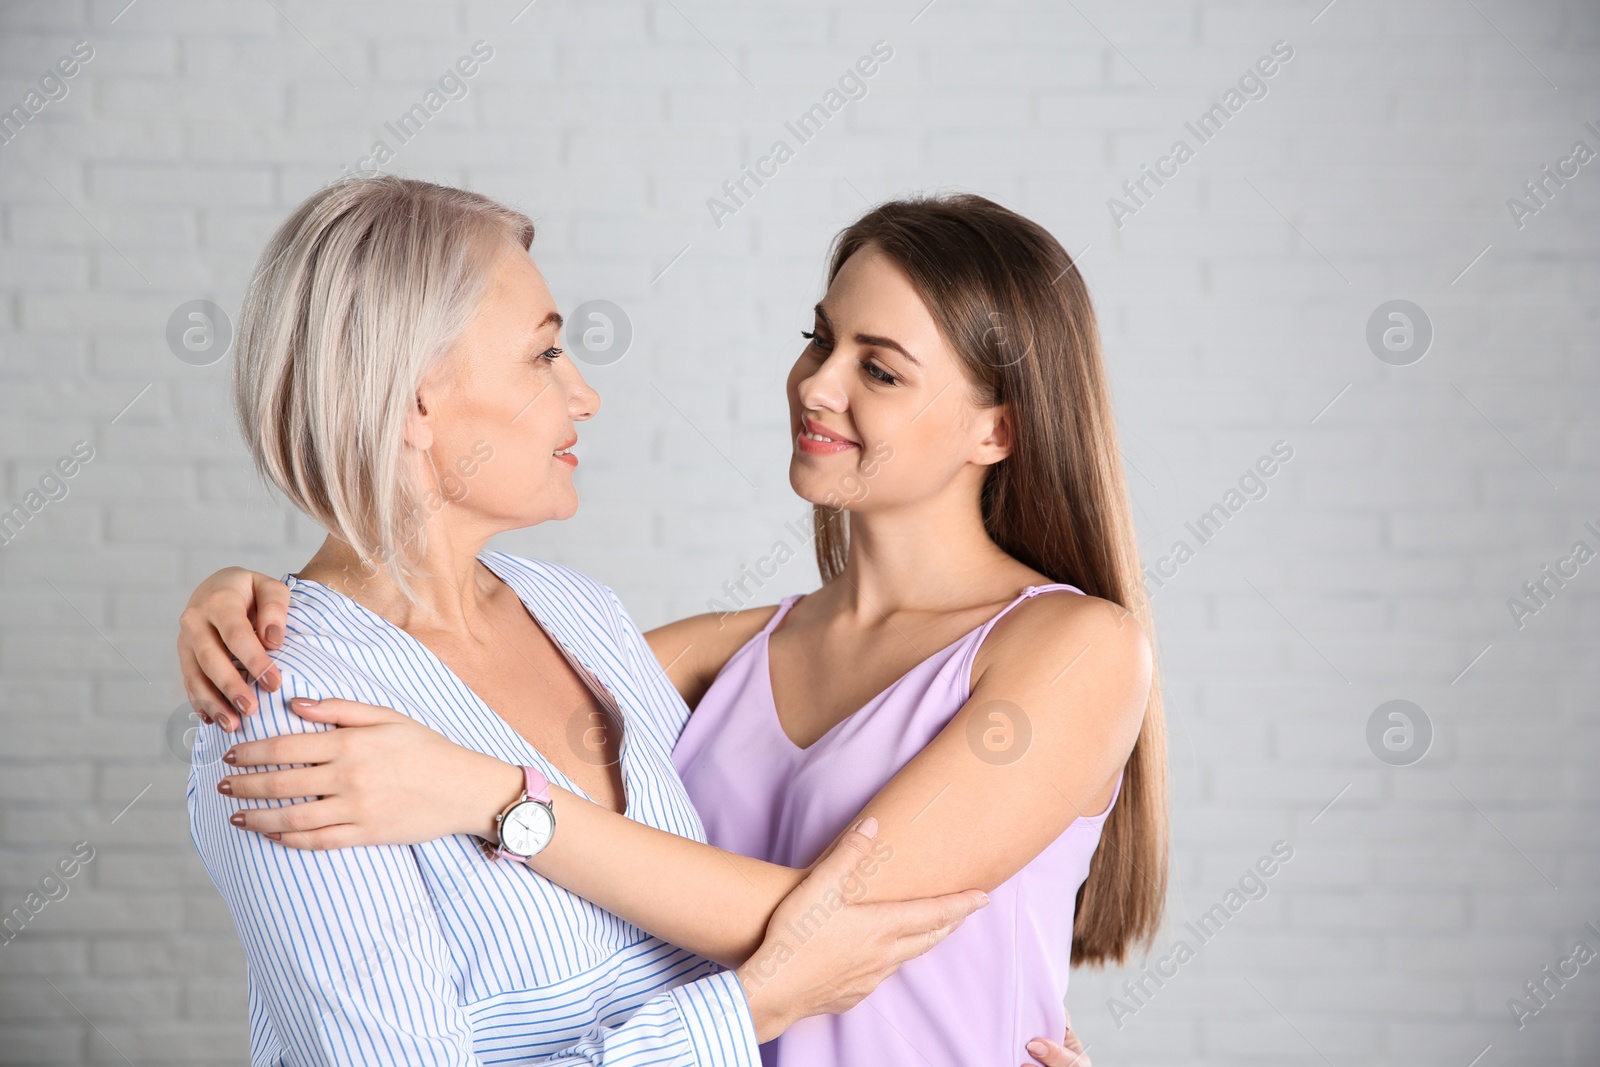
{"left": 186, "top": 176, "right": 994, "bottom": 1066}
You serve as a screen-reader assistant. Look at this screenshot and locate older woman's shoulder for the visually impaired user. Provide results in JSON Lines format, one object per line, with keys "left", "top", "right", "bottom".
{"left": 479, "top": 552, "right": 615, "bottom": 609}
{"left": 478, "top": 552, "right": 650, "bottom": 641}
{"left": 270, "top": 575, "right": 429, "bottom": 681}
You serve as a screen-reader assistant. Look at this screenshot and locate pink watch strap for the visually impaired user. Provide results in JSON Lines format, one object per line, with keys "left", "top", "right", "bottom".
{"left": 522, "top": 764, "right": 552, "bottom": 804}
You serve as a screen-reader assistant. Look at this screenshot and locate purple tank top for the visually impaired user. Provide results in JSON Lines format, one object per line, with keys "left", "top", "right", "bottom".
{"left": 671, "top": 584, "right": 1124, "bottom": 1067}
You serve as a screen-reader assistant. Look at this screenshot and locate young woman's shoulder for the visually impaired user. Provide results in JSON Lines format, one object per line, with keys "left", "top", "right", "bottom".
{"left": 648, "top": 604, "right": 782, "bottom": 655}
{"left": 975, "top": 586, "right": 1152, "bottom": 698}
{"left": 645, "top": 605, "right": 783, "bottom": 710}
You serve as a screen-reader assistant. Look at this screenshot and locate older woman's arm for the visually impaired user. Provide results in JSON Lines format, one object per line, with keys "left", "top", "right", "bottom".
{"left": 190, "top": 660, "right": 766, "bottom": 1066}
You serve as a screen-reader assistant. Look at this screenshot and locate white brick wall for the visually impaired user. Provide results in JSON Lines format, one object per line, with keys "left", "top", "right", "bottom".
{"left": 1, "top": 1, "right": 1595, "bottom": 1063}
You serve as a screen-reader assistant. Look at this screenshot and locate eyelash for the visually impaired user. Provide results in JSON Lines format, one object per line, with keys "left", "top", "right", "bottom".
{"left": 536, "top": 346, "right": 564, "bottom": 362}
{"left": 800, "top": 330, "right": 898, "bottom": 385}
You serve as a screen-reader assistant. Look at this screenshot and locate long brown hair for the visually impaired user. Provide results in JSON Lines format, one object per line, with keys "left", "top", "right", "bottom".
{"left": 813, "top": 194, "right": 1168, "bottom": 967}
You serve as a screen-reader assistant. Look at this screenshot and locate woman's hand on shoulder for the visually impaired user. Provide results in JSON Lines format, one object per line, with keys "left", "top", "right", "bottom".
{"left": 177, "top": 567, "right": 291, "bottom": 730}
{"left": 216, "top": 697, "right": 524, "bottom": 850}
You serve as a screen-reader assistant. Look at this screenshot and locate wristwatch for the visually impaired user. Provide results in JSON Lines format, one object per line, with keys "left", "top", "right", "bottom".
{"left": 488, "top": 765, "right": 556, "bottom": 862}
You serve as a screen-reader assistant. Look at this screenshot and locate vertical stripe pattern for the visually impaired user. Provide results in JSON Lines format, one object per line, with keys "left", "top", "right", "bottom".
{"left": 186, "top": 552, "right": 761, "bottom": 1067}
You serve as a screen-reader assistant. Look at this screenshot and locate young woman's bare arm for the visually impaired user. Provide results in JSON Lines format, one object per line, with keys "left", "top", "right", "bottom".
{"left": 643, "top": 608, "right": 778, "bottom": 710}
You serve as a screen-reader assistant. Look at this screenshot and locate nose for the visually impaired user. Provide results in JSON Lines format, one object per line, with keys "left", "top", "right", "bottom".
{"left": 796, "top": 352, "right": 848, "bottom": 416}
{"left": 560, "top": 356, "right": 600, "bottom": 422}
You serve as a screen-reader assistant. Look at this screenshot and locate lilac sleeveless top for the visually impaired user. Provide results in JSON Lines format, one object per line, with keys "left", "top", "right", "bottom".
{"left": 671, "top": 584, "right": 1124, "bottom": 1067}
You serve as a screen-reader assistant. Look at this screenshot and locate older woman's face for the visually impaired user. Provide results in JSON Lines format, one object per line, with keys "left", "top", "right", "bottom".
{"left": 412, "top": 246, "right": 598, "bottom": 531}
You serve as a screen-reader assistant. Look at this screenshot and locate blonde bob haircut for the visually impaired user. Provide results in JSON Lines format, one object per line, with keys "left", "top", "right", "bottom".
{"left": 233, "top": 176, "right": 534, "bottom": 602}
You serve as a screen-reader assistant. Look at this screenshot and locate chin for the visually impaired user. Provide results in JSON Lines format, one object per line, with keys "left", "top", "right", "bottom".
{"left": 550, "top": 493, "right": 579, "bottom": 522}
{"left": 508, "top": 485, "right": 579, "bottom": 526}
{"left": 787, "top": 458, "right": 813, "bottom": 499}
{"left": 786, "top": 464, "right": 833, "bottom": 507}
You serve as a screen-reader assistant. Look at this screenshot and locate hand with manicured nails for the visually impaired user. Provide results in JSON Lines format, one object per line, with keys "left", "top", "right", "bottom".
{"left": 177, "top": 567, "right": 290, "bottom": 730}
{"left": 733, "top": 817, "right": 990, "bottom": 1041}
{"left": 217, "top": 698, "right": 509, "bottom": 848}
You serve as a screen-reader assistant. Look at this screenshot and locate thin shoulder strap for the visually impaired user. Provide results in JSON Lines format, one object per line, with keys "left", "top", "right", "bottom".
{"left": 959, "top": 583, "right": 1086, "bottom": 686}
{"left": 974, "top": 583, "right": 1084, "bottom": 644}
{"left": 760, "top": 594, "right": 806, "bottom": 637}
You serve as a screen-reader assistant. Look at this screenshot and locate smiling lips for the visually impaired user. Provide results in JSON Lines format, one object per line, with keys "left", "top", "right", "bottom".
{"left": 554, "top": 434, "right": 578, "bottom": 468}
{"left": 797, "top": 415, "right": 859, "bottom": 455}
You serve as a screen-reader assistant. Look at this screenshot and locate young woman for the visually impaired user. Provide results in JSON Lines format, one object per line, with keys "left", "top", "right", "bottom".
{"left": 183, "top": 193, "right": 1168, "bottom": 1066}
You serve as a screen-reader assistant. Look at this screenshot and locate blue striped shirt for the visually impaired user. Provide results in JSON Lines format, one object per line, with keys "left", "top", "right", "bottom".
{"left": 187, "top": 552, "right": 761, "bottom": 1066}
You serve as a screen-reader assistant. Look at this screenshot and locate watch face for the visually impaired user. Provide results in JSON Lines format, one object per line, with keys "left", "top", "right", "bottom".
{"left": 501, "top": 800, "right": 555, "bottom": 857}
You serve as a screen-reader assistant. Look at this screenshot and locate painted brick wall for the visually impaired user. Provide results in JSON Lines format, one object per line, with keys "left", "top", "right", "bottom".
{"left": 1, "top": 1, "right": 1596, "bottom": 1063}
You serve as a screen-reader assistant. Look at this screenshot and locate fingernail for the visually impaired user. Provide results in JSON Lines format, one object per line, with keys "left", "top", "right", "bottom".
{"left": 265, "top": 625, "right": 282, "bottom": 647}
{"left": 977, "top": 891, "right": 990, "bottom": 906}
{"left": 233, "top": 696, "right": 249, "bottom": 714}
{"left": 229, "top": 812, "right": 245, "bottom": 827}
{"left": 855, "top": 816, "right": 878, "bottom": 837}
{"left": 223, "top": 748, "right": 237, "bottom": 765}
{"left": 289, "top": 697, "right": 319, "bottom": 711}
{"left": 264, "top": 668, "right": 281, "bottom": 690}
{"left": 1027, "top": 1039, "right": 1048, "bottom": 1057}
{"left": 266, "top": 832, "right": 281, "bottom": 841}
{"left": 216, "top": 779, "right": 232, "bottom": 795}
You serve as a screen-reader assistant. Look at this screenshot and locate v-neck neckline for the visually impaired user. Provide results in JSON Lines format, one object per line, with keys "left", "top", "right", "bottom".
{"left": 284, "top": 554, "right": 634, "bottom": 820}
{"left": 761, "top": 585, "right": 1058, "bottom": 754}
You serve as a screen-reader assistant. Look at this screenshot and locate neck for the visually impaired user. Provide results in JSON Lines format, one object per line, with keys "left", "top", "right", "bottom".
{"left": 830, "top": 473, "right": 1018, "bottom": 618}
{"left": 296, "top": 512, "right": 500, "bottom": 634}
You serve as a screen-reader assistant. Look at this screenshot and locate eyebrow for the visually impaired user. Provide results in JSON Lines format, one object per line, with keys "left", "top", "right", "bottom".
{"left": 524, "top": 311, "right": 564, "bottom": 352}
{"left": 814, "top": 303, "right": 921, "bottom": 367}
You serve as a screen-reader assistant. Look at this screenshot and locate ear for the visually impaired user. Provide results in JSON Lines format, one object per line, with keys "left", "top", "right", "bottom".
{"left": 404, "top": 360, "right": 453, "bottom": 452}
{"left": 404, "top": 389, "right": 435, "bottom": 452}
{"left": 972, "top": 403, "right": 1013, "bottom": 466}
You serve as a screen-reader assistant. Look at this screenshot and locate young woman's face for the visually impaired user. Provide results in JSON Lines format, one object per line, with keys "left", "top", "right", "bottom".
{"left": 412, "top": 246, "right": 599, "bottom": 531}
{"left": 786, "top": 243, "right": 1008, "bottom": 513}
